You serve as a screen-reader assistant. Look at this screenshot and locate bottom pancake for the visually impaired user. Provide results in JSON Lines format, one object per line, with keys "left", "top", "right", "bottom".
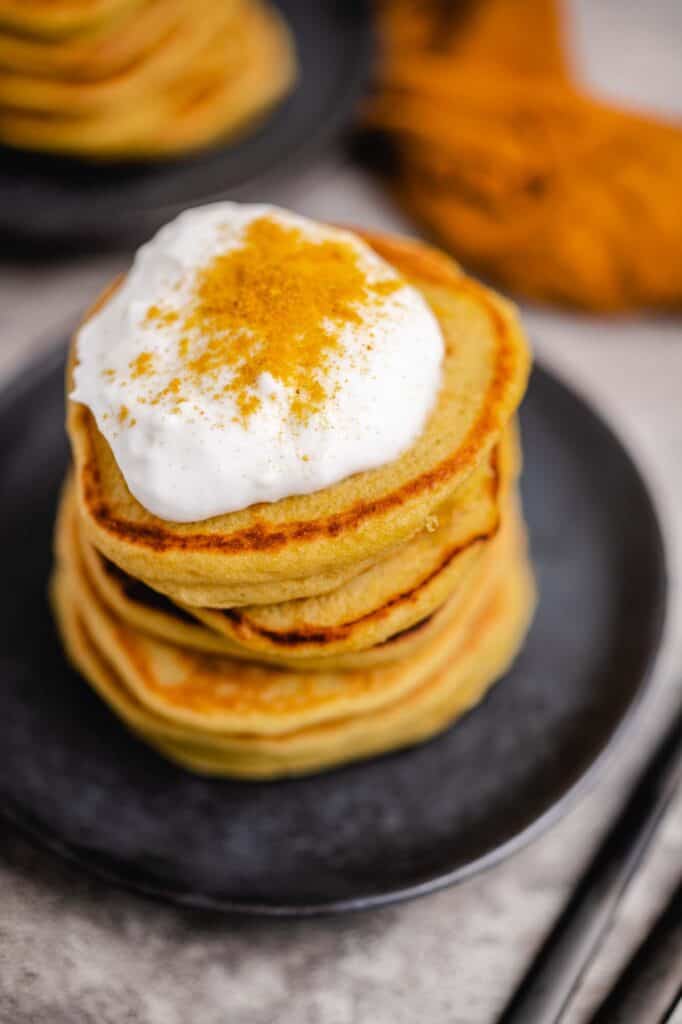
{"left": 51, "top": 504, "right": 535, "bottom": 778}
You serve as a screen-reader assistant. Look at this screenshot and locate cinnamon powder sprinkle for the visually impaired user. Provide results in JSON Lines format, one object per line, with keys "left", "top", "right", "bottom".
{"left": 130, "top": 351, "right": 154, "bottom": 378}
{"left": 142, "top": 216, "right": 402, "bottom": 424}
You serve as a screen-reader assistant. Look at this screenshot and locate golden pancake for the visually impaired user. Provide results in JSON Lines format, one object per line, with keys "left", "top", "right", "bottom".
{"left": 52, "top": 522, "right": 535, "bottom": 777}
{"left": 0, "top": 0, "right": 296, "bottom": 158}
{"left": 0, "top": 0, "right": 256, "bottom": 113}
{"left": 59, "top": 468, "right": 517, "bottom": 670}
{"left": 61, "top": 480, "right": 395, "bottom": 671}
{"left": 135, "top": 546, "right": 385, "bottom": 611}
{"left": 189, "top": 429, "right": 517, "bottom": 658}
{"left": 55, "top": 493, "right": 527, "bottom": 737}
{"left": 68, "top": 231, "right": 531, "bottom": 605}
{"left": 155, "top": 563, "right": 535, "bottom": 778}
{"left": 0, "top": 0, "right": 144, "bottom": 40}
{"left": 0, "top": 0, "right": 188, "bottom": 79}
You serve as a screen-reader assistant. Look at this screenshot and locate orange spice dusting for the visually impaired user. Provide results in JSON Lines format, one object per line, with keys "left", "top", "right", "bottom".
{"left": 144, "top": 215, "right": 402, "bottom": 424}
{"left": 118, "top": 404, "right": 129, "bottom": 423}
{"left": 130, "top": 351, "right": 154, "bottom": 378}
{"left": 151, "top": 376, "right": 186, "bottom": 408}
{"left": 146, "top": 305, "right": 179, "bottom": 327}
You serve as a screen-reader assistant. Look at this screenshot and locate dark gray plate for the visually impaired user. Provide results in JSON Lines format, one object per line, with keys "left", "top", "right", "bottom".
{"left": 0, "top": 345, "right": 667, "bottom": 915}
{"left": 0, "top": 0, "right": 372, "bottom": 248}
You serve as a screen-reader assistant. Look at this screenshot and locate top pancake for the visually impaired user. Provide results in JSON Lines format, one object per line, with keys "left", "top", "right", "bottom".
{"left": 68, "top": 229, "right": 531, "bottom": 606}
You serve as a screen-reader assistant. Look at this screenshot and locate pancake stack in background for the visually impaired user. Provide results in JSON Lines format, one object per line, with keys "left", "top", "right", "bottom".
{"left": 363, "top": 0, "right": 682, "bottom": 312}
{"left": 0, "top": 0, "right": 296, "bottom": 159}
{"left": 52, "top": 226, "right": 535, "bottom": 779}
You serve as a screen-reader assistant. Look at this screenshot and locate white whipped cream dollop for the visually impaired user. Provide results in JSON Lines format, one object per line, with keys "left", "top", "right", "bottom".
{"left": 71, "top": 203, "right": 444, "bottom": 522}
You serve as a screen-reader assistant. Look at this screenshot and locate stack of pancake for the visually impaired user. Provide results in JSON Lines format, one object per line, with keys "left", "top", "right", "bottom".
{"left": 0, "top": 0, "right": 296, "bottom": 158}
{"left": 52, "top": 230, "right": 535, "bottom": 778}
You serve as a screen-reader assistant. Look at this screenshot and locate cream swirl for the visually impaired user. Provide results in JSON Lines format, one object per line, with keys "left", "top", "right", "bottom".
{"left": 71, "top": 203, "right": 444, "bottom": 522}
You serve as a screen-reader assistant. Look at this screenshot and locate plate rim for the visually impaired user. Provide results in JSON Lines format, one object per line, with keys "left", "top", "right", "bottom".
{"left": 0, "top": 342, "right": 669, "bottom": 916}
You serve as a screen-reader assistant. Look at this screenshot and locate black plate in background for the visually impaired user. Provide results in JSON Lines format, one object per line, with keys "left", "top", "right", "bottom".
{"left": 0, "top": 0, "right": 373, "bottom": 248}
{"left": 0, "top": 346, "right": 667, "bottom": 915}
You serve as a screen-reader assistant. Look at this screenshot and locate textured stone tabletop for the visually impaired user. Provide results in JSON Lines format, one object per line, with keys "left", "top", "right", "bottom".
{"left": 1, "top": 3, "right": 682, "bottom": 1021}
